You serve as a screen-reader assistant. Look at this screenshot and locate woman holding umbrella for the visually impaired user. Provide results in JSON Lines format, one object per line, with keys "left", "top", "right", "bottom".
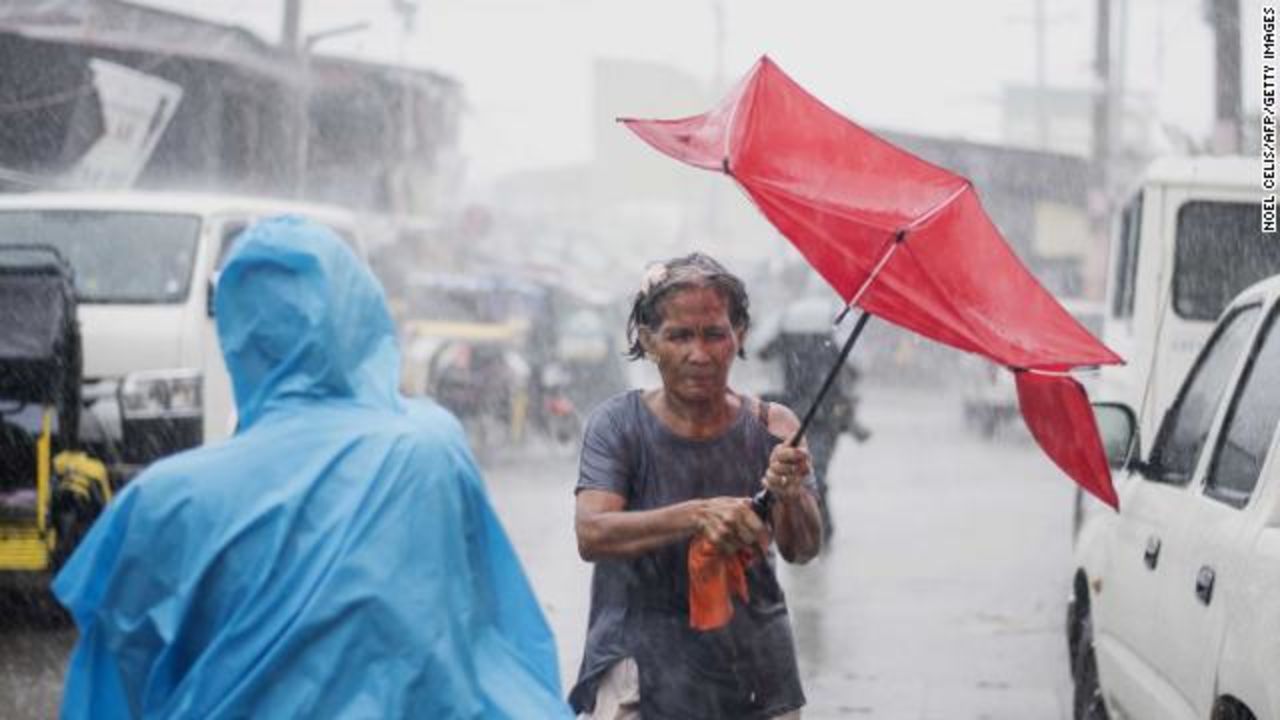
{"left": 571, "top": 252, "right": 823, "bottom": 719}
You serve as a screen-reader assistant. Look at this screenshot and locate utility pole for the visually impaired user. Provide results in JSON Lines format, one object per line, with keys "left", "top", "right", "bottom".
{"left": 1207, "top": 0, "right": 1242, "bottom": 153}
{"left": 282, "top": 0, "right": 303, "bottom": 55}
{"left": 1034, "top": 0, "right": 1049, "bottom": 149}
{"left": 282, "top": 0, "right": 307, "bottom": 197}
{"left": 1088, "top": 0, "right": 1116, "bottom": 301}
{"left": 707, "top": 0, "right": 726, "bottom": 242}
{"left": 712, "top": 0, "right": 725, "bottom": 94}
{"left": 1092, "top": 0, "right": 1111, "bottom": 171}
{"left": 1008, "top": 3, "right": 1074, "bottom": 151}
{"left": 391, "top": 0, "right": 420, "bottom": 217}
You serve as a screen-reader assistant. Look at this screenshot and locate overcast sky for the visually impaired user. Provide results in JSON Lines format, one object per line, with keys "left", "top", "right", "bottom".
{"left": 149, "top": 0, "right": 1258, "bottom": 184}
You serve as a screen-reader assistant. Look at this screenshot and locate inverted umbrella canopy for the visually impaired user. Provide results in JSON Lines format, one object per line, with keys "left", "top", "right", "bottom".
{"left": 621, "top": 56, "right": 1124, "bottom": 508}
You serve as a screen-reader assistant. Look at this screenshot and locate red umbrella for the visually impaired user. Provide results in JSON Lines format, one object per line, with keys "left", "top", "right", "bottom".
{"left": 621, "top": 56, "right": 1124, "bottom": 508}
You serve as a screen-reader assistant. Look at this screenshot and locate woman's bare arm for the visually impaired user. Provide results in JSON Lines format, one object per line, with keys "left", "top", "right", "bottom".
{"left": 575, "top": 490, "right": 764, "bottom": 561}
{"left": 763, "top": 404, "right": 824, "bottom": 564}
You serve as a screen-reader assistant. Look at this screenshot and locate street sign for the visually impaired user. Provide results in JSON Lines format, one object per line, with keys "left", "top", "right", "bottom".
{"left": 64, "top": 59, "right": 182, "bottom": 189}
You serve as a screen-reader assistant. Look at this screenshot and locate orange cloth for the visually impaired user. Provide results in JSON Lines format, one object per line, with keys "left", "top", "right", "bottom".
{"left": 687, "top": 537, "right": 754, "bottom": 631}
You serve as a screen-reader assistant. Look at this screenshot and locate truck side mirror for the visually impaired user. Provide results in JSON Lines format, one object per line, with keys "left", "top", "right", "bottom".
{"left": 1093, "top": 402, "right": 1139, "bottom": 469}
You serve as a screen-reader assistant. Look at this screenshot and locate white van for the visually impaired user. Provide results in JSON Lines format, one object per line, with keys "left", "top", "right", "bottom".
{"left": 1098, "top": 156, "right": 1280, "bottom": 444}
{"left": 0, "top": 192, "right": 367, "bottom": 473}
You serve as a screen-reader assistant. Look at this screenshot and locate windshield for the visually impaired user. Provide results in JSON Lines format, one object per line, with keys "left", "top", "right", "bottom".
{"left": 0, "top": 210, "right": 201, "bottom": 304}
{"left": 1174, "top": 201, "right": 1280, "bottom": 321}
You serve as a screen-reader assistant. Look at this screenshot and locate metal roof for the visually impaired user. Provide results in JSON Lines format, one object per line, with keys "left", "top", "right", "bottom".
{"left": 0, "top": 0, "right": 300, "bottom": 83}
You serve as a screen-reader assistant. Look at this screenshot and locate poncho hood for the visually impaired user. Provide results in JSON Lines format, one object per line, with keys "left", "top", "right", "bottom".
{"left": 215, "top": 215, "right": 400, "bottom": 428}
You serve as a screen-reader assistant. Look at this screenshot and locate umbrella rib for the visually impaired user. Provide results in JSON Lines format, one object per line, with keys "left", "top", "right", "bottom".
{"left": 721, "top": 60, "right": 765, "bottom": 174}
{"left": 745, "top": 174, "right": 905, "bottom": 235}
{"left": 849, "top": 235, "right": 900, "bottom": 305}
{"left": 833, "top": 236, "right": 900, "bottom": 325}
{"left": 1024, "top": 368, "right": 1076, "bottom": 377}
{"left": 905, "top": 181, "right": 970, "bottom": 233}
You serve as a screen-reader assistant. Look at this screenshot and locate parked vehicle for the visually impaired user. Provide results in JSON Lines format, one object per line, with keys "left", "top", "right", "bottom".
{"left": 0, "top": 192, "right": 368, "bottom": 477}
{"left": 1097, "top": 156, "right": 1280, "bottom": 444}
{"left": 1074, "top": 156, "right": 1280, "bottom": 539}
{"left": 1069, "top": 275, "right": 1280, "bottom": 720}
{"left": 0, "top": 247, "right": 112, "bottom": 582}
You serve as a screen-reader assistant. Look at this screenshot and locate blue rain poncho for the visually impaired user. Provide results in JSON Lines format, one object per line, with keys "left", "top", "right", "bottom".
{"left": 53, "top": 216, "right": 570, "bottom": 719}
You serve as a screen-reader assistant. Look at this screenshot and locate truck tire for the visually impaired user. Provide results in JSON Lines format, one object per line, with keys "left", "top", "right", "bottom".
{"left": 1072, "top": 614, "right": 1109, "bottom": 720}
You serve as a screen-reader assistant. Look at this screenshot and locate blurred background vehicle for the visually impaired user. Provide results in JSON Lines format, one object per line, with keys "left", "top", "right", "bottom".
{"left": 1095, "top": 157, "right": 1280, "bottom": 444}
{"left": 400, "top": 271, "right": 625, "bottom": 458}
{"left": 0, "top": 247, "right": 112, "bottom": 600}
{"left": 0, "top": 192, "right": 369, "bottom": 481}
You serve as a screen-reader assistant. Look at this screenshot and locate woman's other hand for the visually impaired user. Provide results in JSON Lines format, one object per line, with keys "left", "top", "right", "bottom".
{"left": 696, "top": 497, "right": 766, "bottom": 555}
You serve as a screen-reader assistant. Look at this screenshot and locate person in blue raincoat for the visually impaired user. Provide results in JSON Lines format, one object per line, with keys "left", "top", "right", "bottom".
{"left": 53, "top": 216, "right": 571, "bottom": 719}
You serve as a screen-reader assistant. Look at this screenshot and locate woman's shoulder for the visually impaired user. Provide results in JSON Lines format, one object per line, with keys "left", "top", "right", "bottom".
{"left": 750, "top": 394, "right": 802, "bottom": 442}
{"left": 585, "top": 389, "right": 645, "bottom": 430}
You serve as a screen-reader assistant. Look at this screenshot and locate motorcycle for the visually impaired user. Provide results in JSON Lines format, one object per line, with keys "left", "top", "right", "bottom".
{"left": 534, "top": 362, "right": 581, "bottom": 451}
{"left": 427, "top": 340, "right": 530, "bottom": 462}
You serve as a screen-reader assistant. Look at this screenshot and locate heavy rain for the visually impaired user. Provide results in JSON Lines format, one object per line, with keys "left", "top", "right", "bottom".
{"left": 1, "top": 1, "right": 1278, "bottom": 719}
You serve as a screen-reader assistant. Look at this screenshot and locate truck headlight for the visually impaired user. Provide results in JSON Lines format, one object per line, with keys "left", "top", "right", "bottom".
{"left": 119, "top": 369, "right": 202, "bottom": 420}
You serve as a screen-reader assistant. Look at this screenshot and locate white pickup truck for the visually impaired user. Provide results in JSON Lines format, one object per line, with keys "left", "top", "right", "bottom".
{"left": 1070, "top": 274, "right": 1280, "bottom": 720}
{"left": 0, "top": 192, "right": 367, "bottom": 475}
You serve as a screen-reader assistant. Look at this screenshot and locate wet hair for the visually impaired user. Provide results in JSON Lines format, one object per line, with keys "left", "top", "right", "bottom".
{"left": 625, "top": 252, "right": 751, "bottom": 360}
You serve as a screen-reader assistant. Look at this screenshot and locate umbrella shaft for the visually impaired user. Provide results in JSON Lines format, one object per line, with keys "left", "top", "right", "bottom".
{"left": 753, "top": 309, "right": 871, "bottom": 521}
{"left": 791, "top": 310, "right": 871, "bottom": 447}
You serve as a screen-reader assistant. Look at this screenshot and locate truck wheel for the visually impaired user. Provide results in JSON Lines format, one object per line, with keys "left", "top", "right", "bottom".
{"left": 1211, "top": 699, "right": 1257, "bottom": 720}
{"left": 1072, "top": 614, "right": 1109, "bottom": 720}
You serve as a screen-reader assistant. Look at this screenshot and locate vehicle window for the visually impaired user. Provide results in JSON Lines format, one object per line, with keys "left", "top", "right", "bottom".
{"left": 1205, "top": 306, "right": 1280, "bottom": 506}
{"left": 0, "top": 210, "right": 201, "bottom": 304}
{"left": 1150, "top": 304, "right": 1262, "bottom": 485}
{"left": 1111, "top": 193, "right": 1142, "bottom": 319}
{"left": 1174, "top": 201, "right": 1280, "bottom": 321}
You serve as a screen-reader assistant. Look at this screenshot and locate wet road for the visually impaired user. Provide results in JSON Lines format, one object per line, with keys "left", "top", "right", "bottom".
{"left": 487, "top": 383, "right": 1076, "bottom": 719}
{"left": 0, "top": 593, "right": 73, "bottom": 718}
{"left": 1, "top": 384, "right": 1074, "bottom": 719}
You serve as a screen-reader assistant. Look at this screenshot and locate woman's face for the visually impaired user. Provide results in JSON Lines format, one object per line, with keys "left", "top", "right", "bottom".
{"left": 642, "top": 286, "right": 744, "bottom": 405}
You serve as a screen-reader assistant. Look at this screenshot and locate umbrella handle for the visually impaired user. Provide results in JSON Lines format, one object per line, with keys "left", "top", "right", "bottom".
{"left": 753, "top": 310, "right": 872, "bottom": 521}
{"left": 750, "top": 487, "right": 774, "bottom": 520}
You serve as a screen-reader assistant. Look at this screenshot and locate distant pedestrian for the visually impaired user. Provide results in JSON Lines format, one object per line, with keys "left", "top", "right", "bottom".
{"left": 571, "top": 252, "right": 822, "bottom": 719}
{"left": 54, "top": 216, "right": 570, "bottom": 719}
{"left": 759, "top": 306, "right": 871, "bottom": 543}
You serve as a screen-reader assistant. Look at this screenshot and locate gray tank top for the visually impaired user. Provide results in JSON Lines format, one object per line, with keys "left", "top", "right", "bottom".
{"left": 569, "top": 390, "right": 806, "bottom": 719}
